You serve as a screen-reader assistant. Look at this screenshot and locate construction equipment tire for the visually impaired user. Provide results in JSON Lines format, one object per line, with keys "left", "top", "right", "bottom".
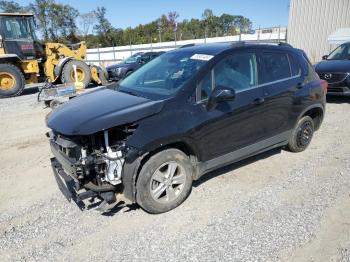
{"left": 61, "top": 60, "right": 91, "bottom": 88}
{"left": 0, "top": 64, "right": 25, "bottom": 98}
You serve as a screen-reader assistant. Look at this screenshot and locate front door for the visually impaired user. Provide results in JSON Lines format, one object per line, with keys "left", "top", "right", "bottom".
{"left": 192, "top": 50, "right": 266, "bottom": 162}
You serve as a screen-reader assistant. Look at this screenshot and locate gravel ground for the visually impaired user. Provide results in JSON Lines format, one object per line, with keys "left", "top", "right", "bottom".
{"left": 0, "top": 86, "right": 349, "bottom": 261}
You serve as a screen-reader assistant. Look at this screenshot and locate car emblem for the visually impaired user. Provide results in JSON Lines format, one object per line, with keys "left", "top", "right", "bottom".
{"left": 324, "top": 73, "right": 332, "bottom": 80}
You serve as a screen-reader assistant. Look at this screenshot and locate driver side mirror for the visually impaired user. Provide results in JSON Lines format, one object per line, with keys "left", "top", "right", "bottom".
{"left": 207, "top": 85, "right": 236, "bottom": 111}
{"left": 322, "top": 55, "right": 328, "bottom": 60}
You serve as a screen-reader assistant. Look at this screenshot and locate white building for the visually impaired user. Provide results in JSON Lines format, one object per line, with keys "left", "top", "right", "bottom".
{"left": 288, "top": 0, "right": 350, "bottom": 63}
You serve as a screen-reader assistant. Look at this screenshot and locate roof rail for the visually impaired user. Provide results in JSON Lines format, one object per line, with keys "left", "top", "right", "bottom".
{"left": 278, "top": 42, "right": 293, "bottom": 48}
{"left": 231, "top": 41, "right": 246, "bottom": 47}
{"left": 180, "top": 43, "right": 196, "bottom": 49}
{"left": 229, "top": 41, "right": 293, "bottom": 48}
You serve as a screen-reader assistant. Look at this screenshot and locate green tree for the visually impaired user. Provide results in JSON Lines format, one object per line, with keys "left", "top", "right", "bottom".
{"left": 29, "top": 0, "right": 53, "bottom": 41}
{"left": 0, "top": 0, "right": 27, "bottom": 12}
{"left": 93, "top": 7, "right": 114, "bottom": 46}
{"left": 202, "top": 8, "right": 214, "bottom": 37}
{"left": 80, "top": 12, "right": 96, "bottom": 40}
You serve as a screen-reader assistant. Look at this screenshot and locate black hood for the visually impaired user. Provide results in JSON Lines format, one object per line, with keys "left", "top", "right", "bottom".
{"left": 315, "top": 60, "right": 350, "bottom": 73}
{"left": 47, "top": 89, "right": 164, "bottom": 136}
{"left": 107, "top": 63, "right": 133, "bottom": 69}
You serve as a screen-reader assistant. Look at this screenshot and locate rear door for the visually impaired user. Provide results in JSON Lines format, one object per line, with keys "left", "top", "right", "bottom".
{"left": 259, "top": 50, "right": 303, "bottom": 139}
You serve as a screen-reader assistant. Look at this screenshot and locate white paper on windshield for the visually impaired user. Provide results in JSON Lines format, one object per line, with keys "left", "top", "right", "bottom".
{"left": 190, "top": 54, "right": 214, "bottom": 61}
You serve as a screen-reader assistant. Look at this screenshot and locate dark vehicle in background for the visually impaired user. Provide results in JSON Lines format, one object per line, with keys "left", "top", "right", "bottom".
{"left": 107, "top": 51, "right": 165, "bottom": 81}
{"left": 315, "top": 42, "right": 350, "bottom": 96}
{"left": 47, "top": 42, "right": 326, "bottom": 214}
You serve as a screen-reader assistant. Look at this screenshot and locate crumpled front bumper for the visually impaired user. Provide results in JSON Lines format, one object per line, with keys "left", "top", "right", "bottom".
{"left": 49, "top": 139, "right": 118, "bottom": 210}
{"left": 51, "top": 157, "right": 98, "bottom": 210}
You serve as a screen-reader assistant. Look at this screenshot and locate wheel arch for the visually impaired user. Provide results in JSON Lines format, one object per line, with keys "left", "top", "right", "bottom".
{"left": 298, "top": 104, "right": 325, "bottom": 131}
{"left": 122, "top": 140, "right": 199, "bottom": 203}
{"left": 0, "top": 55, "right": 23, "bottom": 72}
{"left": 54, "top": 56, "right": 73, "bottom": 78}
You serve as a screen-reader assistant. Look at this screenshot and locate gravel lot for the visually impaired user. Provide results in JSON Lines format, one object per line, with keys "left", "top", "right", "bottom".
{"left": 0, "top": 86, "right": 349, "bottom": 261}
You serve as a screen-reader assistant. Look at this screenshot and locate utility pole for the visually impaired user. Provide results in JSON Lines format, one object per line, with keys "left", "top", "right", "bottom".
{"left": 174, "top": 21, "right": 178, "bottom": 47}
{"left": 158, "top": 19, "right": 162, "bottom": 43}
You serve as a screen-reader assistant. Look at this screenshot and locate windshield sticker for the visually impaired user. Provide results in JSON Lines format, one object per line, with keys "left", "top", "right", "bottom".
{"left": 190, "top": 54, "right": 214, "bottom": 61}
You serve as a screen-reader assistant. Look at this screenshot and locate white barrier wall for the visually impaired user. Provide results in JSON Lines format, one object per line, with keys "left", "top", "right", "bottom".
{"left": 87, "top": 29, "right": 287, "bottom": 66}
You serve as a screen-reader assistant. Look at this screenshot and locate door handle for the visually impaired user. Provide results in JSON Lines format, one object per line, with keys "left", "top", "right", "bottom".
{"left": 253, "top": 97, "right": 265, "bottom": 105}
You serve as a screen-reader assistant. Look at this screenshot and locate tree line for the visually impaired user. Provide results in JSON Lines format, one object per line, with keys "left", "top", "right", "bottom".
{"left": 0, "top": 0, "right": 253, "bottom": 48}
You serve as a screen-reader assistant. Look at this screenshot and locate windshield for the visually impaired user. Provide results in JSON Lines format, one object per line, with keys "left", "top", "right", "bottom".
{"left": 1, "top": 17, "right": 36, "bottom": 40}
{"left": 124, "top": 53, "right": 142, "bottom": 64}
{"left": 327, "top": 44, "right": 350, "bottom": 60}
{"left": 118, "top": 50, "right": 211, "bottom": 99}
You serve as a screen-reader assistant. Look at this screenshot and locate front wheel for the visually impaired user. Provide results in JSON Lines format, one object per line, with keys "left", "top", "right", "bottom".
{"left": 136, "top": 149, "right": 193, "bottom": 214}
{"left": 61, "top": 60, "right": 91, "bottom": 88}
{"left": 287, "top": 116, "right": 314, "bottom": 152}
{"left": 0, "top": 64, "right": 25, "bottom": 98}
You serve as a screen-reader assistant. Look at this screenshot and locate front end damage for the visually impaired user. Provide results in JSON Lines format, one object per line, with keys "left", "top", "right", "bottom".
{"left": 48, "top": 124, "right": 140, "bottom": 210}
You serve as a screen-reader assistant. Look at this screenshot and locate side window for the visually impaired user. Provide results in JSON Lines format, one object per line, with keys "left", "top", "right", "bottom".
{"left": 196, "top": 52, "right": 257, "bottom": 102}
{"left": 214, "top": 53, "right": 257, "bottom": 91}
{"left": 196, "top": 70, "right": 213, "bottom": 102}
{"left": 261, "top": 52, "right": 291, "bottom": 83}
{"left": 288, "top": 54, "right": 302, "bottom": 76}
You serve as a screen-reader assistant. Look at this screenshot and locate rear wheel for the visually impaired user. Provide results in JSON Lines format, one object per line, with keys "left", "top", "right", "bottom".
{"left": 0, "top": 64, "right": 25, "bottom": 98}
{"left": 287, "top": 116, "right": 314, "bottom": 152}
{"left": 61, "top": 60, "right": 91, "bottom": 88}
{"left": 136, "top": 149, "right": 193, "bottom": 214}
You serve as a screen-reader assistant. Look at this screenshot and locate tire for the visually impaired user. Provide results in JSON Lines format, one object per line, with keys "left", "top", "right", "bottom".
{"left": 98, "top": 66, "right": 109, "bottom": 85}
{"left": 61, "top": 60, "right": 91, "bottom": 88}
{"left": 136, "top": 149, "right": 193, "bottom": 214}
{"left": 0, "top": 63, "right": 25, "bottom": 98}
{"left": 49, "top": 99, "right": 61, "bottom": 110}
{"left": 287, "top": 116, "right": 314, "bottom": 152}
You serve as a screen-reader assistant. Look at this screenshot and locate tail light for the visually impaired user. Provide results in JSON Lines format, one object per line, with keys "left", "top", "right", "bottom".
{"left": 320, "top": 80, "right": 328, "bottom": 95}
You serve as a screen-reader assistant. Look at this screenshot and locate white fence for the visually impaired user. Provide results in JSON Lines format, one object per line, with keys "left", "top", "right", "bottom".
{"left": 87, "top": 27, "right": 287, "bottom": 66}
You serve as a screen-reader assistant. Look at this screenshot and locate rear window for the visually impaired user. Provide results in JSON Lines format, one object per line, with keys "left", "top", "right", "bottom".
{"left": 261, "top": 52, "right": 291, "bottom": 83}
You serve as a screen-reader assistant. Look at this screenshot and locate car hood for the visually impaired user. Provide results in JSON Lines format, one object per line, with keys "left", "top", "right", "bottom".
{"left": 315, "top": 60, "right": 350, "bottom": 73}
{"left": 107, "top": 63, "right": 132, "bottom": 70}
{"left": 47, "top": 88, "right": 164, "bottom": 135}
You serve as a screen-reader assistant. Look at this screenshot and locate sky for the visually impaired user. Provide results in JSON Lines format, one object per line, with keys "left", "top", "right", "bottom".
{"left": 17, "top": 0, "right": 290, "bottom": 30}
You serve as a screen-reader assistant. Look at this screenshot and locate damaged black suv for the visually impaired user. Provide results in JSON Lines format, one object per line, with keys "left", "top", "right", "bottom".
{"left": 47, "top": 42, "right": 326, "bottom": 214}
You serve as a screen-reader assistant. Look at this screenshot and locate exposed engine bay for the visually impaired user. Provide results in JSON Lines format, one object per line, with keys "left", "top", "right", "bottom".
{"left": 48, "top": 124, "right": 138, "bottom": 210}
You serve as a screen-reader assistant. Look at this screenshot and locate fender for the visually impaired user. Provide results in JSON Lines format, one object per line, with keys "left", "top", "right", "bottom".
{"left": 295, "top": 103, "right": 325, "bottom": 128}
{"left": 121, "top": 138, "right": 200, "bottom": 203}
{"left": 0, "top": 54, "right": 21, "bottom": 62}
{"left": 54, "top": 56, "right": 73, "bottom": 79}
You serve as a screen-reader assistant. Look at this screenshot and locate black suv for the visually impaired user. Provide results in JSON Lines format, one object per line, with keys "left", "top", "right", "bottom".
{"left": 107, "top": 51, "right": 164, "bottom": 81}
{"left": 47, "top": 42, "right": 326, "bottom": 214}
{"left": 315, "top": 42, "right": 350, "bottom": 96}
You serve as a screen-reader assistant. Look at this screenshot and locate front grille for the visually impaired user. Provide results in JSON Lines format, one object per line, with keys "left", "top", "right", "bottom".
{"left": 53, "top": 134, "right": 81, "bottom": 160}
{"left": 328, "top": 87, "right": 344, "bottom": 93}
{"left": 318, "top": 72, "right": 349, "bottom": 84}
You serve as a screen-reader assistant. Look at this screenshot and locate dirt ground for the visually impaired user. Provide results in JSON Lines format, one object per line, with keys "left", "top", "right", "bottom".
{"left": 0, "top": 87, "right": 349, "bottom": 261}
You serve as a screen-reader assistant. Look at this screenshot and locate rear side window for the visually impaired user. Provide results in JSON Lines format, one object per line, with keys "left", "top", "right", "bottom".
{"left": 289, "top": 54, "right": 302, "bottom": 76}
{"left": 261, "top": 52, "right": 291, "bottom": 83}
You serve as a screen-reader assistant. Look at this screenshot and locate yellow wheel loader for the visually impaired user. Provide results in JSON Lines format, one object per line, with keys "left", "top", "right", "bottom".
{"left": 0, "top": 13, "right": 107, "bottom": 98}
